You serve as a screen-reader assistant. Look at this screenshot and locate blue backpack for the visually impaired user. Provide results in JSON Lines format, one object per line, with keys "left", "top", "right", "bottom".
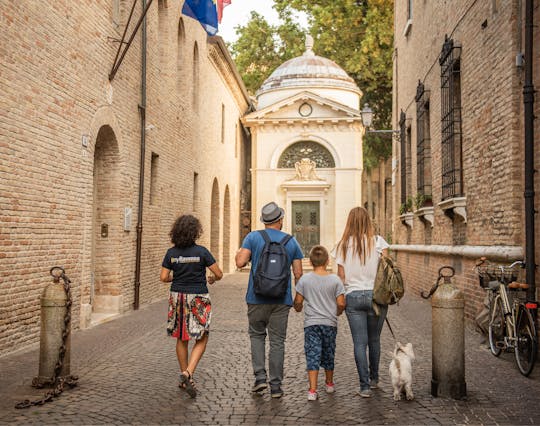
{"left": 253, "top": 230, "right": 293, "bottom": 299}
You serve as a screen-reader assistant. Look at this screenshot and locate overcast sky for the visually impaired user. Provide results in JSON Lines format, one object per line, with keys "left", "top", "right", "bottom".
{"left": 217, "top": 0, "right": 307, "bottom": 43}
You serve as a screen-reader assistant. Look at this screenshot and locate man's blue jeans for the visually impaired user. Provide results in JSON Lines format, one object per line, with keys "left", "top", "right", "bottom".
{"left": 345, "top": 290, "right": 387, "bottom": 391}
{"left": 247, "top": 304, "right": 290, "bottom": 388}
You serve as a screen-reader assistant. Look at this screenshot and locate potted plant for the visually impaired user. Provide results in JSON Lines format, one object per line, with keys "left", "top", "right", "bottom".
{"left": 399, "top": 197, "right": 413, "bottom": 215}
{"left": 399, "top": 197, "right": 414, "bottom": 227}
{"left": 414, "top": 193, "right": 433, "bottom": 210}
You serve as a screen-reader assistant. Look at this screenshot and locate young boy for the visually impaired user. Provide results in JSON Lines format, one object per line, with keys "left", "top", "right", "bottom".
{"left": 294, "top": 245, "right": 346, "bottom": 401}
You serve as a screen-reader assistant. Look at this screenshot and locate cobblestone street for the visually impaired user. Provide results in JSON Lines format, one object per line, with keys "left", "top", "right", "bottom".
{"left": 1, "top": 272, "right": 539, "bottom": 425}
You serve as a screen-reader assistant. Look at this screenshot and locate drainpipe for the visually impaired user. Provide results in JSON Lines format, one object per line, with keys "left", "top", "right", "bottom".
{"left": 523, "top": 0, "right": 536, "bottom": 302}
{"left": 134, "top": 0, "right": 147, "bottom": 310}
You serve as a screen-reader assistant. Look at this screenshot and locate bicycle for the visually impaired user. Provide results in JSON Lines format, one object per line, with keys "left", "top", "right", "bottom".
{"left": 475, "top": 257, "right": 538, "bottom": 376}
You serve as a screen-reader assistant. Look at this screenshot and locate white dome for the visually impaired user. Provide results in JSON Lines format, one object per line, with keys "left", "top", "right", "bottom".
{"left": 257, "top": 46, "right": 360, "bottom": 96}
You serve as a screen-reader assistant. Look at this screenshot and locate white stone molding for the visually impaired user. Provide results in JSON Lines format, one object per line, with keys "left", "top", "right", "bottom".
{"left": 414, "top": 206, "right": 434, "bottom": 227}
{"left": 389, "top": 244, "right": 523, "bottom": 262}
{"left": 399, "top": 212, "right": 414, "bottom": 228}
{"left": 438, "top": 196, "right": 467, "bottom": 223}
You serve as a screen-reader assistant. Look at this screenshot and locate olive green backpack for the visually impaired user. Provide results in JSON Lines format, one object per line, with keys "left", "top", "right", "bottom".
{"left": 373, "top": 256, "right": 404, "bottom": 306}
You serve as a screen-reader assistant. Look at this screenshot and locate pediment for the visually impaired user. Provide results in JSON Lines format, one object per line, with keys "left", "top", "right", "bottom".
{"left": 244, "top": 91, "right": 361, "bottom": 124}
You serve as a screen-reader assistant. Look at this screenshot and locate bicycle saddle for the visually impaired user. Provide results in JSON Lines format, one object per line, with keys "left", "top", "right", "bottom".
{"left": 508, "top": 281, "right": 529, "bottom": 290}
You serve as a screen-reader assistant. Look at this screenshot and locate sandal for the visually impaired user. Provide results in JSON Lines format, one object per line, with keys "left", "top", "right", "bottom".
{"left": 179, "top": 370, "right": 197, "bottom": 398}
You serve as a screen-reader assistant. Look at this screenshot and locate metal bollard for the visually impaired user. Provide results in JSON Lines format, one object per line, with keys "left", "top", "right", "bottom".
{"left": 422, "top": 266, "right": 467, "bottom": 399}
{"left": 34, "top": 267, "right": 71, "bottom": 386}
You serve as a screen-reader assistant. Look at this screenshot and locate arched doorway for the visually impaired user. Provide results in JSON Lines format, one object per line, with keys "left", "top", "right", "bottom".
{"left": 210, "top": 178, "right": 220, "bottom": 261}
{"left": 222, "top": 186, "right": 231, "bottom": 273}
{"left": 92, "top": 125, "right": 122, "bottom": 315}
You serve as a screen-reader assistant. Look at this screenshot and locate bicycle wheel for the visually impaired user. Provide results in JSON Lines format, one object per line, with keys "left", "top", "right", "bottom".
{"left": 488, "top": 296, "right": 505, "bottom": 356}
{"left": 514, "top": 305, "right": 537, "bottom": 376}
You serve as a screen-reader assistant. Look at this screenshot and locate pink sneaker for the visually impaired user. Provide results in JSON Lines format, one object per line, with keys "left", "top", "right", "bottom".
{"left": 325, "top": 382, "right": 335, "bottom": 394}
{"left": 307, "top": 390, "right": 318, "bottom": 401}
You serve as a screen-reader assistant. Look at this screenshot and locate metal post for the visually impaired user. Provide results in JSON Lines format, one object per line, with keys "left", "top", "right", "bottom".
{"left": 134, "top": 0, "right": 147, "bottom": 310}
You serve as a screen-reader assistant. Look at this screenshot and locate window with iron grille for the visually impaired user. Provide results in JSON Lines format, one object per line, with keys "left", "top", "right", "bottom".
{"left": 439, "top": 35, "right": 463, "bottom": 200}
{"left": 399, "top": 111, "right": 407, "bottom": 205}
{"left": 415, "top": 81, "right": 432, "bottom": 199}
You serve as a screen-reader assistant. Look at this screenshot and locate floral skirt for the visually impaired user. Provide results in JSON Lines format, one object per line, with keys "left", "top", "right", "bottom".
{"left": 167, "top": 292, "right": 212, "bottom": 341}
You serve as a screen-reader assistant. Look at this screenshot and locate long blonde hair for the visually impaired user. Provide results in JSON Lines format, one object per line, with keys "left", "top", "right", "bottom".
{"left": 337, "top": 207, "right": 375, "bottom": 265}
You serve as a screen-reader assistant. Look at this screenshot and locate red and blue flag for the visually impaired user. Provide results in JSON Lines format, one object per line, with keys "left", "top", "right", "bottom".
{"left": 182, "top": 0, "right": 218, "bottom": 36}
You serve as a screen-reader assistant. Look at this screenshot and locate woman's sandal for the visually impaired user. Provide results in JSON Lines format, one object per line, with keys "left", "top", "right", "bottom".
{"left": 179, "top": 370, "right": 197, "bottom": 398}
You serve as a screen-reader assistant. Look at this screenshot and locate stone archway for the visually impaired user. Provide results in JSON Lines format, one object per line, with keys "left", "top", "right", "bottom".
{"left": 222, "top": 186, "right": 231, "bottom": 273}
{"left": 92, "top": 125, "right": 122, "bottom": 317}
{"left": 210, "top": 178, "right": 220, "bottom": 261}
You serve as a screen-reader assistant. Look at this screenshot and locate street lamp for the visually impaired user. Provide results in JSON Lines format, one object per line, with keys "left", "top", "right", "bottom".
{"left": 360, "top": 103, "right": 400, "bottom": 141}
{"left": 360, "top": 103, "right": 374, "bottom": 128}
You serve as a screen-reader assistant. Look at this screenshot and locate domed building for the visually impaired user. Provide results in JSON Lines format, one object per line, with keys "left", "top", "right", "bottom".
{"left": 243, "top": 36, "right": 366, "bottom": 255}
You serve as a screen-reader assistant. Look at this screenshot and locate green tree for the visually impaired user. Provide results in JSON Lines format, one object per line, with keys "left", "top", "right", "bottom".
{"left": 230, "top": 0, "right": 394, "bottom": 167}
{"left": 229, "top": 12, "right": 304, "bottom": 94}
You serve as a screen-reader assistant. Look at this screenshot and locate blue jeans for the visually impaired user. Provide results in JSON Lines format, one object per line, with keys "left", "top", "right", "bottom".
{"left": 345, "top": 290, "right": 387, "bottom": 391}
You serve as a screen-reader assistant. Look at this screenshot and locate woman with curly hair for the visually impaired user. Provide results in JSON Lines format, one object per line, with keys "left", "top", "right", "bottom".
{"left": 160, "top": 214, "right": 223, "bottom": 398}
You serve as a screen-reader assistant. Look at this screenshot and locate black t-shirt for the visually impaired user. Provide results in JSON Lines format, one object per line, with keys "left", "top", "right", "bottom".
{"left": 162, "top": 245, "right": 216, "bottom": 294}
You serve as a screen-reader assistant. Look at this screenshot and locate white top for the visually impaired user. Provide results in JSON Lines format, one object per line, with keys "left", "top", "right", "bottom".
{"left": 332, "top": 236, "right": 390, "bottom": 294}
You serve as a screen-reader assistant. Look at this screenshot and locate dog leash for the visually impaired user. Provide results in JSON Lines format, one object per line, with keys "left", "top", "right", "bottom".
{"left": 385, "top": 317, "right": 396, "bottom": 340}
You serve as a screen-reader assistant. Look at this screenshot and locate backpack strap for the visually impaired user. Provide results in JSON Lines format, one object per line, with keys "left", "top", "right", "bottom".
{"left": 259, "top": 230, "right": 292, "bottom": 246}
{"left": 280, "top": 234, "right": 293, "bottom": 246}
{"left": 258, "top": 230, "right": 271, "bottom": 243}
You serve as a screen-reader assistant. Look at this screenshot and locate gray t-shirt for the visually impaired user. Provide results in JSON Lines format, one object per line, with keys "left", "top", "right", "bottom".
{"left": 295, "top": 272, "right": 346, "bottom": 328}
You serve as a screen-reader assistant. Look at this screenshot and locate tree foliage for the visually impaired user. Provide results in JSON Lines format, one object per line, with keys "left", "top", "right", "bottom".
{"left": 230, "top": 0, "right": 394, "bottom": 168}
{"left": 229, "top": 12, "right": 304, "bottom": 95}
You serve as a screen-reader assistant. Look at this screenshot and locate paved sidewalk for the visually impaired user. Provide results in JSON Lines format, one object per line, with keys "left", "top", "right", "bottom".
{"left": 0, "top": 272, "right": 539, "bottom": 425}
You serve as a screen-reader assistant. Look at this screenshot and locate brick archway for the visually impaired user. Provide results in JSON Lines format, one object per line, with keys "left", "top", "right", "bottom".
{"left": 92, "top": 125, "right": 122, "bottom": 315}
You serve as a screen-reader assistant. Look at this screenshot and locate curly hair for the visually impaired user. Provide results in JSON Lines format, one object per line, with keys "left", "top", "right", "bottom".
{"left": 169, "top": 215, "right": 202, "bottom": 248}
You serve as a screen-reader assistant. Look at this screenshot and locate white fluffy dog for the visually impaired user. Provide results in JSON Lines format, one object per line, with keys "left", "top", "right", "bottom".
{"left": 389, "top": 342, "right": 415, "bottom": 401}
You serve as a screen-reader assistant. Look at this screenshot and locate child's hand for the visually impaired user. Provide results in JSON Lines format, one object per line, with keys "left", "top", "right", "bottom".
{"left": 207, "top": 275, "right": 216, "bottom": 285}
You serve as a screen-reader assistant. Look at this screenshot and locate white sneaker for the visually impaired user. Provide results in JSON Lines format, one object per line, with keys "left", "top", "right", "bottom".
{"left": 307, "top": 390, "right": 318, "bottom": 401}
{"left": 325, "top": 383, "right": 335, "bottom": 393}
{"left": 370, "top": 380, "right": 378, "bottom": 389}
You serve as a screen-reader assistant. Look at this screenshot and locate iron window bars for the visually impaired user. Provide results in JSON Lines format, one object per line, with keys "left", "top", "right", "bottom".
{"left": 415, "top": 81, "right": 432, "bottom": 199}
{"left": 439, "top": 35, "right": 463, "bottom": 200}
{"left": 399, "top": 111, "right": 407, "bottom": 205}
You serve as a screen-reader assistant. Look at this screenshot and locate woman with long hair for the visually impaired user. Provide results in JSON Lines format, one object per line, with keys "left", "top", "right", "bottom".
{"left": 160, "top": 214, "right": 223, "bottom": 398}
{"left": 333, "top": 207, "right": 389, "bottom": 398}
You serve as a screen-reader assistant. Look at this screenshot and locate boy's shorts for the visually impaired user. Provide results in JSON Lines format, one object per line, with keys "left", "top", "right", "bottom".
{"left": 304, "top": 325, "right": 337, "bottom": 371}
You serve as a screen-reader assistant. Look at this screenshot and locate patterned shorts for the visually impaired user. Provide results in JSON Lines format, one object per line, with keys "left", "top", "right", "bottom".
{"left": 167, "top": 292, "right": 211, "bottom": 341}
{"left": 304, "top": 325, "right": 338, "bottom": 371}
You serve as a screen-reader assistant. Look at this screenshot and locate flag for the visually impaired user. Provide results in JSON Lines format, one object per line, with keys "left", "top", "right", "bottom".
{"left": 182, "top": 0, "right": 218, "bottom": 36}
{"left": 217, "top": 0, "right": 231, "bottom": 23}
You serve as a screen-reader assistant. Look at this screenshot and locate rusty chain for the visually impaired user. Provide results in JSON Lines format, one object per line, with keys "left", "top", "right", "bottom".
{"left": 15, "top": 267, "right": 78, "bottom": 409}
{"left": 420, "top": 266, "right": 455, "bottom": 299}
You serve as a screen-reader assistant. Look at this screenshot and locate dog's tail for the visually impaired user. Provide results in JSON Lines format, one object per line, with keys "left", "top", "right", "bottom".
{"left": 391, "top": 346, "right": 402, "bottom": 374}
{"left": 394, "top": 357, "right": 401, "bottom": 372}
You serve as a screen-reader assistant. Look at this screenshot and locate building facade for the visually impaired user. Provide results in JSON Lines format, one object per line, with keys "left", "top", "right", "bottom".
{"left": 243, "top": 37, "right": 365, "bottom": 256}
{"left": 392, "top": 0, "right": 539, "bottom": 321}
{"left": 0, "top": 0, "right": 251, "bottom": 356}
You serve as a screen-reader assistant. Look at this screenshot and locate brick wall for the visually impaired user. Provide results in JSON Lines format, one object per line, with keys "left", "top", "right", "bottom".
{"left": 0, "top": 0, "right": 249, "bottom": 356}
{"left": 391, "top": 0, "right": 538, "bottom": 321}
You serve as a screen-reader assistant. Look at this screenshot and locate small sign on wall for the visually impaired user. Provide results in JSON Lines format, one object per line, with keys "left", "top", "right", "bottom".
{"left": 124, "top": 207, "right": 132, "bottom": 231}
